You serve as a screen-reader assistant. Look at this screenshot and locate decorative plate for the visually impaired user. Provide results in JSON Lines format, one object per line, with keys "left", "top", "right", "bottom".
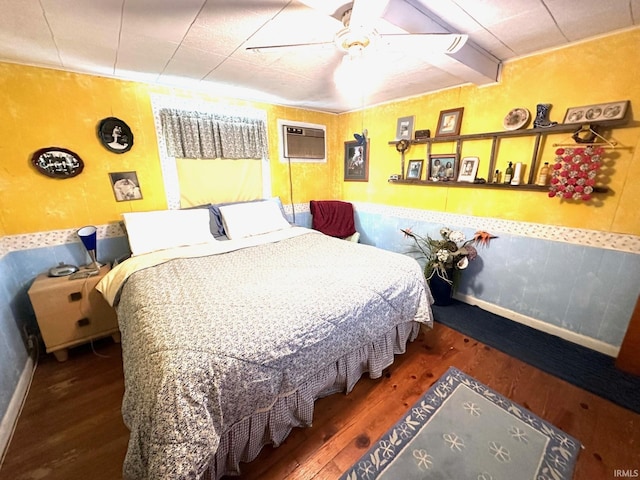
{"left": 503, "top": 108, "right": 530, "bottom": 130}
{"left": 98, "top": 117, "right": 134, "bottom": 153}
{"left": 31, "top": 147, "right": 84, "bottom": 178}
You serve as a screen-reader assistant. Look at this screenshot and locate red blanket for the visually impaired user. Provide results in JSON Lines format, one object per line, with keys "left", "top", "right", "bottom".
{"left": 309, "top": 200, "right": 356, "bottom": 238}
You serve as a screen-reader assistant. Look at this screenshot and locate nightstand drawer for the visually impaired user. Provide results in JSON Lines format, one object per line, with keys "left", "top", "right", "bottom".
{"left": 28, "top": 264, "right": 119, "bottom": 359}
{"left": 34, "top": 291, "right": 117, "bottom": 350}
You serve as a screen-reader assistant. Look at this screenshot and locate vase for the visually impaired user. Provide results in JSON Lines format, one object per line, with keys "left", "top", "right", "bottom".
{"left": 429, "top": 272, "right": 454, "bottom": 306}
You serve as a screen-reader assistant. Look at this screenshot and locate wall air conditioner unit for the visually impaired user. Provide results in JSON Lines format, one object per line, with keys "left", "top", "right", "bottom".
{"left": 283, "top": 125, "right": 325, "bottom": 160}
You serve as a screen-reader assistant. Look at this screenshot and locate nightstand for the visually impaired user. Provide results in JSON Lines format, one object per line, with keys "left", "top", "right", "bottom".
{"left": 27, "top": 264, "right": 120, "bottom": 362}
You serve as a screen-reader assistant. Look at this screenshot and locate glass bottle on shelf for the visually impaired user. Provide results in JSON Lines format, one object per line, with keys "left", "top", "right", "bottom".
{"left": 536, "top": 162, "right": 550, "bottom": 186}
{"left": 504, "top": 162, "right": 514, "bottom": 184}
{"left": 493, "top": 169, "right": 501, "bottom": 183}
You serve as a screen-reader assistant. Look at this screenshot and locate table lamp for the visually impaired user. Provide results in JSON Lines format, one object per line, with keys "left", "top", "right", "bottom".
{"left": 77, "top": 225, "right": 101, "bottom": 273}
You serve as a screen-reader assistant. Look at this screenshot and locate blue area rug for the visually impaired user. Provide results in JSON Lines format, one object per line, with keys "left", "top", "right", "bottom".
{"left": 432, "top": 300, "right": 640, "bottom": 414}
{"left": 341, "top": 367, "right": 581, "bottom": 480}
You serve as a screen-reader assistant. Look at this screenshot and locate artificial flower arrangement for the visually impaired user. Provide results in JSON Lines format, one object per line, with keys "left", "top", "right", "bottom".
{"left": 401, "top": 227, "right": 496, "bottom": 285}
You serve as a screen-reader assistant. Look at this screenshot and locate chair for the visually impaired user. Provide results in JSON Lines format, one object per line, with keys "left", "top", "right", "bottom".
{"left": 309, "top": 200, "right": 359, "bottom": 242}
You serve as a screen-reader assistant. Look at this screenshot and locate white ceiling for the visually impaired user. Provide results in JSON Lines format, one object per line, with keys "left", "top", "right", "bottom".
{"left": 1, "top": 0, "right": 637, "bottom": 113}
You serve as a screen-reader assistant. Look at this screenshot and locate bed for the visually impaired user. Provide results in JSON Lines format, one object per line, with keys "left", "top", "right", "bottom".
{"left": 97, "top": 201, "right": 433, "bottom": 479}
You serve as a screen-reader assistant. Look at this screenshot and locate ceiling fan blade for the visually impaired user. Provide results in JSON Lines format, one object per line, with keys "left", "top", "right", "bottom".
{"left": 349, "top": 0, "right": 390, "bottom": 30}
{"left": 378, "top": 33, "right": 468, "bottom": 54}
{"left": 246, "top": 41, "right": 334, "bottom": 52}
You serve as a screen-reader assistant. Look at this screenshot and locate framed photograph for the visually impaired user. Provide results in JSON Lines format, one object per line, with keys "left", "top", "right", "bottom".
{"left": 428, "top": 153, "right": 457, "bottom": 181}
{"left": 344, "top": 139, "right": 369, "bottom": 182}
{"left": 406, "top": 159, "right": 424, "bottom": 180}
{"left": 436, "top": 107, "right": 464, "bottom": 137}
{"left": 31, "top": 147, "right": 84, "bottom": 179}
{"left": 396, "top": 116, "right": 415, "bottom": 140}
{"left": 99, "top": 117, "right": 134, "bottom": 153}
{"left": 457, "top": 156, "right": 480, "bottom": 182}
{"left": 109, "top": 171, "right": 143, "bottom": 201}
{"left": 563, "top": 100, "right": 629, "bottom": 124}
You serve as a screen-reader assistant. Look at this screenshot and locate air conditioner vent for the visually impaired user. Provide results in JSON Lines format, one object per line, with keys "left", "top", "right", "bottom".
{"left": 283, "top": 125, "right": 325, "bottom": 159}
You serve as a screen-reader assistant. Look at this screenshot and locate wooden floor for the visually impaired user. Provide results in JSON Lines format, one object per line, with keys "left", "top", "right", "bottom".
{"left": 2, "top": 322, "right": 639, "bottom": 480}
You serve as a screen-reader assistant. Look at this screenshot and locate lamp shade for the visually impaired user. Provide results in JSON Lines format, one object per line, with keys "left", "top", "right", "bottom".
{"left": 77, "top": 225, "right": 97, "bottom": 251}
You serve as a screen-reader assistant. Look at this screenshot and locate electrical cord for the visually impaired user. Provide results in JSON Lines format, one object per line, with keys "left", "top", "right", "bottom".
{"left": 287, "top": 156, "right": 296, "bottom": 223}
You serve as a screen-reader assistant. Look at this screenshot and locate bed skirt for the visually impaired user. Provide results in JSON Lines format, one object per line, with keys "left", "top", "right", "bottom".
{"left": 205, "top": 320, "right": 422, "bottom": 479}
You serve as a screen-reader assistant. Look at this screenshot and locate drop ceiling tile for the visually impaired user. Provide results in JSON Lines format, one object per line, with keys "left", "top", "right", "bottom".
{"left": 162, "top": 45, "right": 228, "bottom": 79}
{"left": 0, "top": 1, "right": 60, "bottom": 67}
{"left": 0, "top": 0, "right": 635, "bottom": 113}
{"left": 116, "top": 32, "right": 179, "bottom": 77}
{"left": 121, "top": 0, "right": 206, "bottom": 43}
{"left": 545, "top": 0, "right": 634, "bottom": 41}
{"left": 243, "top": 5, "right": 343, "bottom": 52}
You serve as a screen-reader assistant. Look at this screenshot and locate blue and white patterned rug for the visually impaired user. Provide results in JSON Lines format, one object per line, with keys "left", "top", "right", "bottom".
{"left": 341, "top": 367, "right": 581, "bottom": 480}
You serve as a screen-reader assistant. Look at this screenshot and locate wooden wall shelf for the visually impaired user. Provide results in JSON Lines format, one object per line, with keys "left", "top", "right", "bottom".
{"left": 388, "top": 178, "right": 608, "bottom": 193}
{"left": 388, "top": 118, "right": 627, "bottom": 192}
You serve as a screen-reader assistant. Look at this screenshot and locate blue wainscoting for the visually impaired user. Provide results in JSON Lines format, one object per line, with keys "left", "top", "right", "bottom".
{"left": 0, "top": 254, "right": 28, "bottom": 424}
{"left": 0, "top": 235, "right": 132, "bottom": 430}
{"left": 353, "top": 206, "right": 640, "bottom": 353}
{"left": 1, "top": 204, "right": 638, "bottom": 430}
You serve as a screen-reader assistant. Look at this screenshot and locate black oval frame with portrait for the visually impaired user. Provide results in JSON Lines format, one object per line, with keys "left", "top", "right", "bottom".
{"left": 31, "top": 147, "right": 84, "bottom": 179}
{"left": 98, "top": 117, "right": 134, "bottom": 153}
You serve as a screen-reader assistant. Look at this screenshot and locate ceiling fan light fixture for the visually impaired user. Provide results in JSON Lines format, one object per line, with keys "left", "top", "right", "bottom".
{"left": 334, "top": 52, "right": 380, "bottom": 96}
{"left": 334, "top": 26, "right": 378, "bottom": 53}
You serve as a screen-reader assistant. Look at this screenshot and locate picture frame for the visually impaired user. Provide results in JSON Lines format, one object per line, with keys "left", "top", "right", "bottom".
{"left": 428, "top": 153, "right": 457, "bottom": 181}
{"left": 99, "top": 117, "right": 134, "bottom": 153}
{"left": 457, "top": 156, "right": 480, "bottom": 182}
{"left": 563, "top": 100, "right": 629, "bottom": 124}
{"left": 396, "top": 115, "right": 415, "bottom": 140}
{"left": 109, "top": 171, "right": 143, "bottom": 201}
{"left": 344, "top": 139, "right": 369, "bottom": 182}
{"left": 436, "top": 107, "right": 464, "bottom": 137}
{"left": 31, "top": 147, "right": 84, "bottom": 179}
{"left": 406, "top": 159, "right": 424, "bottom": 180}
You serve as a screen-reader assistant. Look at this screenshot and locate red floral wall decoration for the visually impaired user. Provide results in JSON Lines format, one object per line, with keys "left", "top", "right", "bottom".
{"left": 548, "top": 146, "right": 604, "bottom": 201}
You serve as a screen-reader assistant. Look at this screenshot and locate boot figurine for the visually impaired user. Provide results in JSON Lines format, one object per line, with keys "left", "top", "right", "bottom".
{"left": 533, "top": 103, "right": 558, "bottom": 128}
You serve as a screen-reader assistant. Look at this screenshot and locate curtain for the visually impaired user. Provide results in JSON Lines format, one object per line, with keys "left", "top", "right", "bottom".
{"left": 159, "top": 108, "right": 268, "bottom": 159}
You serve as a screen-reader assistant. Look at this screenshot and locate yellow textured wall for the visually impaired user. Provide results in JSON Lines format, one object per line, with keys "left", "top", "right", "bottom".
{"left": 1, "top": 28, "right": 638, "bottom": 237}
{"left": 0, "top": 65, "right": 338, "bottom": 235}
{"left": 341, "top": 28, "right": 640, "bottom": 235}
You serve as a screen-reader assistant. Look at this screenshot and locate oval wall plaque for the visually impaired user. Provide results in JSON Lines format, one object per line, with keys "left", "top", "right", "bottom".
{"left": 31, "top": 147, "right": 84, "bottom": 179}
{"left": 98, "top": 117, "right": 134, "bottom": 153}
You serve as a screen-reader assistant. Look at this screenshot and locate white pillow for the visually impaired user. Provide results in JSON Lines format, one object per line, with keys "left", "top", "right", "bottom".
{"left": 123, "top": 209, "right": 214, "bottom": 256}
{"left": 219, "top": 200, "right": 291, "bottom": 240}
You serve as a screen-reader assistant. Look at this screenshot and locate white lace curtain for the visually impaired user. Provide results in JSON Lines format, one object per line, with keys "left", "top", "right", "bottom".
{"left": 159, "top": 108, "right": 268, "bottom": 159}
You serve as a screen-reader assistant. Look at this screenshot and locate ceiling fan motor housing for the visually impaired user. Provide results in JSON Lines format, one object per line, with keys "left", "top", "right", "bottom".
{"left": 335, "top": 8, "right": 379, "bottom": 53}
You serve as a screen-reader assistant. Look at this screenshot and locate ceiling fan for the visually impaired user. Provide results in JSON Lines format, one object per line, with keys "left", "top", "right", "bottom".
{"left": 246, "top": 0, "right": 468, "bottom": 62}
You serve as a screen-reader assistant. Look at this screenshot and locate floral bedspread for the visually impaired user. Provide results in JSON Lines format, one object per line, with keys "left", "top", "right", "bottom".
{"left": 109, "top": 230, "right": 433, "bottom": 479}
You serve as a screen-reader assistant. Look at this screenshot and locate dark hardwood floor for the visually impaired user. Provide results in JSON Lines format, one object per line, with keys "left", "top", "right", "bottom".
{"left": 2, "top": 322, "right": 638, "bottom": 479}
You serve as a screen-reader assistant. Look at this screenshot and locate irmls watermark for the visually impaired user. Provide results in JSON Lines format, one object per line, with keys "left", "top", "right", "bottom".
{"left": 614, "top": 469, "right": 639, "bottom": 478}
